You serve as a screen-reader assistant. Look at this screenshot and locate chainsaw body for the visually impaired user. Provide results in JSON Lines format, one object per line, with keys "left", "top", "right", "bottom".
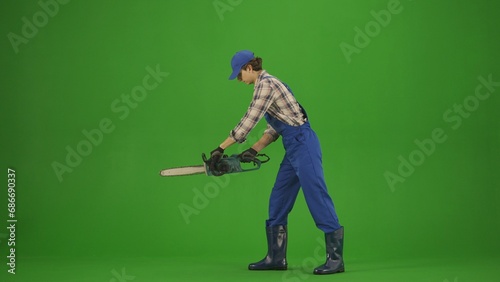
{"left": 202, "top": 153, "right": 270, "bottom": 176}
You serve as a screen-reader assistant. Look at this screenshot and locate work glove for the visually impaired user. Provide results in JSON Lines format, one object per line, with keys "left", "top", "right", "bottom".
{"left": 239, "top": 148, "right": 258, "bottom": 163}
{"left": 209, "top": 147, "right": 224, "bottom": 174}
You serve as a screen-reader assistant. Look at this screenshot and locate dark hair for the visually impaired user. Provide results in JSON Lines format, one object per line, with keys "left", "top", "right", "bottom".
{"left": 243, "top": 57, "right": 263, "bottom": 71}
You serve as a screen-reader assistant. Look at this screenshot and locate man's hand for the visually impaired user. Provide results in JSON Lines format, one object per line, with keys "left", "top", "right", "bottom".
{"left": 239, "top": 148, "right": 258, "bottom": 163}
{"left": 209, "top": 147, "right": 224, "bottom": 172}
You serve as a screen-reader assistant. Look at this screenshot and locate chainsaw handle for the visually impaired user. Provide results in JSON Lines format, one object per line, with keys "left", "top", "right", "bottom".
{"left": 255, "top": 153, "right": 270, "bottom": 164}
{"left": 238, "top": 153, "right": 270, "bottom": 164}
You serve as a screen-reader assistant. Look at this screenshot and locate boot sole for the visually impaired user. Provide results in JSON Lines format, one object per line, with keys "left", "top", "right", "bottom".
{"left": 313, "top": 268, "right": 345, "bottom": 275}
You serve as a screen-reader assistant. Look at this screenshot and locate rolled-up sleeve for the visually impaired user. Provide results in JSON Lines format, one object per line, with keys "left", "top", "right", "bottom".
{"left": 230, "top": 79, "right": 274, "bottom": 143}
{"left": 264, "top": 123, "right": 280, "bottom": 142}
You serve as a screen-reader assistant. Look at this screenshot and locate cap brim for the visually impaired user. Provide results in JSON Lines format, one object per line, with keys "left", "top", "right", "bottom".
{"left": 228, "top": 68, "right": 239, "bottom": 80}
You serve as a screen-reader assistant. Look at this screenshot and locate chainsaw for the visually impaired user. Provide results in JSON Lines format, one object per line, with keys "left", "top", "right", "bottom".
{"left": 159, "top": 153, "right": 270, "bottom": 177}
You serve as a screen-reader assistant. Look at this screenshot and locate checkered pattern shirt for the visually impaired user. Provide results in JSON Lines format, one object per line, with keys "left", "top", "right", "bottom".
{"left": 230, "top": 70, "right": 306, "bottom": 143}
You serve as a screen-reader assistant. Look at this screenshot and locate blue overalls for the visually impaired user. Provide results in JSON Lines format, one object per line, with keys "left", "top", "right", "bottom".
{"left": 263, "top": 83, "right": 341, "bottom": 233}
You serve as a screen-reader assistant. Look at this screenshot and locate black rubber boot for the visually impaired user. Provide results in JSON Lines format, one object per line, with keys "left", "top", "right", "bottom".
{"left": 248, "top": 225, "right": 287, "bottom": 270}
{"left": 313, "top": 226, "right": 345, "bottom": 275}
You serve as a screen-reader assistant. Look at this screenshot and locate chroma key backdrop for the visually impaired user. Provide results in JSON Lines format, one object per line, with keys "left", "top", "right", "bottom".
{"left": 1, "top": 0, "right": 499, "bottom": 281}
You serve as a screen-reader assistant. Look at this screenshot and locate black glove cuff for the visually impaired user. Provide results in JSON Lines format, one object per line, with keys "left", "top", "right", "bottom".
{"left": 211, "top": 146, "right": 224, "bottom": 155}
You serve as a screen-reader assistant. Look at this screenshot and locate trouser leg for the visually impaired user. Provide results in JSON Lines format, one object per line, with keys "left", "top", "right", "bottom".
{"left": 289, "top": 129, "right": 341, "bottom": 233}
{"left": 266, "top": 156, "right": 301, "bottom": 227}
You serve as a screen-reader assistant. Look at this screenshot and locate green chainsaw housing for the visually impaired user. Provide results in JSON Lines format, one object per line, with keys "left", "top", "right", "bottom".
{"left": 202, "top": 153, "right": 270, "bottom": 176}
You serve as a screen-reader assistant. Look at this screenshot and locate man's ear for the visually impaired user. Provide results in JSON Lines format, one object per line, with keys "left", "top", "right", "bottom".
{"left": 246, "top": 65, "right": 254, "bottom": 72}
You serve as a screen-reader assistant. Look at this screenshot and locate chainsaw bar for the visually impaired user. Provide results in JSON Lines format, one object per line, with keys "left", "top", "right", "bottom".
{"left": 159, "top": 165, "right": 206, "bottom": 177}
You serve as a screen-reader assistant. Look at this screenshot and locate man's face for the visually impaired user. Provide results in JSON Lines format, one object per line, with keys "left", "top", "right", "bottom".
{"left": 237, "top": 66, "right": 253, "bottom": 85}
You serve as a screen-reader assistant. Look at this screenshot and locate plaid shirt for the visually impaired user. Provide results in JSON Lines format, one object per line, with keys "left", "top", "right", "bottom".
{"left": 230, "top": 70, "right": 306, "bottom": 143}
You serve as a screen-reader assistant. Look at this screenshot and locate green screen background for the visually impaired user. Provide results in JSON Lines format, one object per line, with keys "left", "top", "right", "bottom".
{"left": 1, "top": 0, "right": 499, "bottom": 281}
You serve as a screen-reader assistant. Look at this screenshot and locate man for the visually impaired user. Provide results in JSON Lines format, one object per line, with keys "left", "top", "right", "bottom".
{"left": 209, "top": 50, "right": 344, "bottom": 275}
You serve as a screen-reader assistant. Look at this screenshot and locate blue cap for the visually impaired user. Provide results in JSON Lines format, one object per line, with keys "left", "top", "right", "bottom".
{"left": 229, "top": 50, "right": 254, "bottom": 80}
